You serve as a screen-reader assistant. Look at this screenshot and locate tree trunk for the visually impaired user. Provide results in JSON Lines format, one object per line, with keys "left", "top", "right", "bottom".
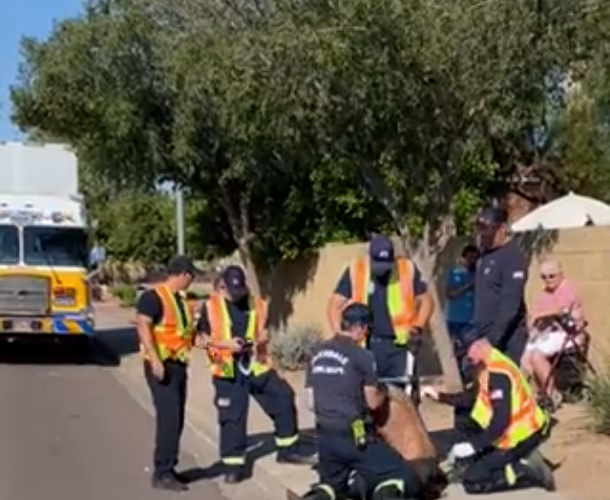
{"left": 218, "top": 185, "right": 262, "bottom": 297}
{"left": 237, "top": 237, "right": 262, "bottom": 297}
{"left": 400, "top": 224, "right": 463, "bottom": 392}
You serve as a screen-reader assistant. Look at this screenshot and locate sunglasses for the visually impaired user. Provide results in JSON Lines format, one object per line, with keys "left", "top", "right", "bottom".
{"left": 540, "top": 274, "right": 557, "bottom": 280}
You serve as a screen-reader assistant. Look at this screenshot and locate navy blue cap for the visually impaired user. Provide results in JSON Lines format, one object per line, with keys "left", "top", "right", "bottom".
{"left": 167, "top": 255, "right": 198, "bottom": 276}
{"left": 222, "top": 265, "right": 248, "bottom": 297}
{"left": 369, "top": 235, "right": 395, "bottom": 262}
{"left": 453, "top": 327, "right": 485, "bottom": 357}
{"left": 341, "top": 302, "right": 371, "bottom": 329}
{"left": 476, "top": 206, "right": 508, "bottom": 227}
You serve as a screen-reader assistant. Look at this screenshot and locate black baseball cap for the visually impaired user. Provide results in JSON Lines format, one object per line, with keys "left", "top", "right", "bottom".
{"left": 167, "top": 255, "right": 198, "bottom": 276}
{"left": 341, "top": 302, "right": 371, "bottom": 329}
{"left": 369, "top": 235, "right": 395, "bottom": 272}
{"left": 222, "top": 265, "right": 248, "bottom": 297}
{"left": 476, "top": 206, "right": 508, "bottom": 227}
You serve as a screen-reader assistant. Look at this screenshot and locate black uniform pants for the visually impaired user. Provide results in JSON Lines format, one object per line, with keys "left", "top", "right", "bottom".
{"left": 316, "top": 430, "right": 421, "bottom": 499}
{"left": 213, "top": 368, "right": 298, "bottom": 468}
{"left": 462, "top": 431, "right": 543, "bottom": 494}
{"left": 498, "top": 330, "right": 528, "bottom": 366}
{"left": 144, "top": 360, "right": 188, "bottom": 476}
{"left": 369, "top": 338, "right": 407, "bottom": 379}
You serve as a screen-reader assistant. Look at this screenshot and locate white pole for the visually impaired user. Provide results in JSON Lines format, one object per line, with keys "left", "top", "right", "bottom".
{"left": 175, "top": 187, "right": 185, "bottom": 254}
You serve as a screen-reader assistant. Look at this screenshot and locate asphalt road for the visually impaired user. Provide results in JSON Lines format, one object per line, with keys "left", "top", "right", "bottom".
{"left": 0, "top": 338, "right": 228, "bottom": 500}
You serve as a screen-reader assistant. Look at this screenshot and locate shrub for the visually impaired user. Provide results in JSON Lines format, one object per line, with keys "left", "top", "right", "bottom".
{"left": 585, "top": 371, "right": 610, "bottom": 435}
{"left": 270, "top": 324, "right": 323, "bottom": 372}
{"left": 111, "top": 284, "right": 138, "bottom": 308}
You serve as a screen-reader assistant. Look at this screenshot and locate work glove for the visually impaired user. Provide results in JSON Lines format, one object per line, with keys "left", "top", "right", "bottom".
{"left": 447, "top": 442, "right": 476, "bottom": 465}
{"left": 420, "top": 385, "right": 440, "bottom": 401}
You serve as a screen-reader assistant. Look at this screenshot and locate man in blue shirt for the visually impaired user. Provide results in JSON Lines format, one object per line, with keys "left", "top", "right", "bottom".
{"left": 444, "top": 244, "right": 479, "bottom": 339}
{"left": 473, "top": 207, "right": 529, "bottom": 365}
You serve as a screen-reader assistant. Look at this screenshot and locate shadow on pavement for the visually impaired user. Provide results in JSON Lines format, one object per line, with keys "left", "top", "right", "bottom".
{"left": 429, "top": 428, "right": 460, "bottom": 460}
{"left": 178, "top": 462, "right": 226, "bottom": 483}
{"left": 0, "top": 327, "right": 140, "bottom": 367}
{"left": 0, "top": 335, "right": 119, "bottom": 366}
{"left": 96, "top": 326, "right": 140, "bottom": 361}
{"left": 243, "top": 428, "right": 318, "bottom": 480}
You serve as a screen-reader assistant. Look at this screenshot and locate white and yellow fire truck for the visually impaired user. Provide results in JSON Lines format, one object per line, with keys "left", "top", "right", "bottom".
{"left": 0, "top": 142, "right": 94, "bottom": 337}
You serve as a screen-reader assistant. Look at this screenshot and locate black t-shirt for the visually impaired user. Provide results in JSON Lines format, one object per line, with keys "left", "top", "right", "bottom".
{"left": 135, "top": 289, "right": 188, "bottom": 326}
{"left": 473, "top": 239, "right": 528, "bottom": 347}
{"left": 197, "top": 296, "right": 269, "bottom": 339}
{"left": 306, "top": 335, "right": 378, "bottom": 430}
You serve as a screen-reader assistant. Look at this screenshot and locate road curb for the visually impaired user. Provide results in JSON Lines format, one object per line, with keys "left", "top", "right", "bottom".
{"left": 109, "top": 357, "right": 297, "bottom": 500}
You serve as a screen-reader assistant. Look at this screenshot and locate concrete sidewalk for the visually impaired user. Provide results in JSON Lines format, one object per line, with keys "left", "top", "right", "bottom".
{"left": 99, "top": 314, "right": 572, "bottom": 500}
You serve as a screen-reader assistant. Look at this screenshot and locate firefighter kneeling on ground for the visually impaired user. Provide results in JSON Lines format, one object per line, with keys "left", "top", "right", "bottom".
{"left": 302, "top": 302, "right": 422, "bottom": 500}
{"left": 197, "top": 265, "right": 315, "bottom": 484}
{"left": 421, "top": 328, "right": 555, "bottom": 494}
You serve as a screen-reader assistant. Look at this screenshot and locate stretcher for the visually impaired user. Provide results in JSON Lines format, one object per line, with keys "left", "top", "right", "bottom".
{"left": 378, "top": 346, "right": 420, "bottom": 403}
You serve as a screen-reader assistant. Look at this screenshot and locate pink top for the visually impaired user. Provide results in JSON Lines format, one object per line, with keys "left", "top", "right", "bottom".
{"left": 534, "top": 279, "right": 585, "bottom": 327}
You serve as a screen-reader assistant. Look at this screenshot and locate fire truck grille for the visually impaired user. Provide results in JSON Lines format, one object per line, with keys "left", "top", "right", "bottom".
{"left": 0, "top": 276, "right": 50, "bottom": 315}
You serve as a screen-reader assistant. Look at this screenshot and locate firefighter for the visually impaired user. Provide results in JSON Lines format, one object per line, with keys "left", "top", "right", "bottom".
{"left": 135, "top": 255, "right": 197, "bottom": 492}
{"left": 473, "top": 206, "right": 529, "bottom": 365}
{"left": 302, "top": 302, "right": 422, "bottom": 500}
{"left": 327, "top": 235, "right": 433, "bottom": 392}
{"left": 421, "top": 328, "right": 555, "bottom": 494}
{"left": 197, "top": 265, "right": 315, "bottom": 484}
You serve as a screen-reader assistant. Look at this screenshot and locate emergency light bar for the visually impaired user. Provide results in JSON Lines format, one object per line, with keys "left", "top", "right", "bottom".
{"left": 0, "top": 207, "right": 75, "bottom": 225}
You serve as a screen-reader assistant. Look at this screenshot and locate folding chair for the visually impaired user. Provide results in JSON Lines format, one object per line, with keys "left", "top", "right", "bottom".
{"left": 540, "top": 313, "right": 596, "bottom": 403}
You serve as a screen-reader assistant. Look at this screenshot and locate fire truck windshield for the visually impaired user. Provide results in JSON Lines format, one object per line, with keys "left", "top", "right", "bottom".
{"left": 0, "top": 225, "right": 19, "bottom": 264}
{"left": 23, "top": 226, "right": 88, "bottom": 268}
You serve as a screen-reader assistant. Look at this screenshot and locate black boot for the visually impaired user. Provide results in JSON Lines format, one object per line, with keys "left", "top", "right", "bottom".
{"left": 372, "top": 484, "right": 404, "bottom": 500}
{"left": 151, "top": 471, "right": 189, "bottom": 492}
{"left": 277, "top": 445, "right": 317, "bottom": 466}
{"left": 224, "top": 466, "right": 245, "bottom": 484}
{"left": 347, "top": 471, "right": 367, "bottom": 500}
{"left": 520, "top": 450, "right": 556, "bottom": 491}
{"left": 463, "top": 462, "right": 538, "bottom": 495}
{"left": 301, "top": 485, "right": 335, "bottom": 500}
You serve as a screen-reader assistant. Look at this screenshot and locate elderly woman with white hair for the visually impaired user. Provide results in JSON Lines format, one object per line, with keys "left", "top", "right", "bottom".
{"left": 521, "top": 259, "right": 585, "bottom": 411}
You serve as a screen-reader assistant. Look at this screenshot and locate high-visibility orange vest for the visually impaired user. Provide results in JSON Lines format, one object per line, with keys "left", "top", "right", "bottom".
{"left": 348, "top": 256, "right": 418, "bottom": 346}
{"left": 205, "top": 292, "right": 270, "bottom": 378}
{"left": 471, "top": 349, "right": 547, "bottom": 449}
{"left": 141, "top": 285, "right": 194, "bottom": 363}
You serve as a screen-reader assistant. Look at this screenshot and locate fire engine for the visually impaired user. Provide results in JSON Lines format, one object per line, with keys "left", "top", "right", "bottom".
{"left": 0, "top": 142, "right": 94, "bottom": 337}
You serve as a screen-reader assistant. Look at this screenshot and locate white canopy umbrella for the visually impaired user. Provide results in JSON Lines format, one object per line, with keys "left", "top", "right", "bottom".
{"left": 511, "top": 192, "right": 610, "bottom": 232}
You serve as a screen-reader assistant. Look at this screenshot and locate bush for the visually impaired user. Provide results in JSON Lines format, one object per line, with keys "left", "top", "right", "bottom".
{"left": 270, "top": 324, "right": 323, "bottom": 372}
{"left": 111, "top": 284, "right": 138, "bottom": 308}
{"left": 585, "top": 371, "right": 610, "bottom": 435}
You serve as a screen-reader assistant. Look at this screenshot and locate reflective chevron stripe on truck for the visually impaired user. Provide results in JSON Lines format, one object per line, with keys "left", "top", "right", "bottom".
{"left": 0, "top": 314, "right": 94, "bottom": 335}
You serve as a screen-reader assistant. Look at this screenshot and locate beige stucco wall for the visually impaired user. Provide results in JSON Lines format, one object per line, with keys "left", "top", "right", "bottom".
{"left": 260, "top": 227, "right": 610, "bottom": 371}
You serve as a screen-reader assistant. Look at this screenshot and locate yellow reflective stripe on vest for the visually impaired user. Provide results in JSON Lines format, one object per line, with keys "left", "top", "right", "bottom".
{"left": 167, "top": 289, "right": 192, "bottom": 338}
{"left": 212, "top": 296, "right": 270, "bottom": 377}
{"left": 471, "top": 349, "right": 547, "bottom": 449}
{"left": 349, "top": 257, "right": 415, "bottom": 346}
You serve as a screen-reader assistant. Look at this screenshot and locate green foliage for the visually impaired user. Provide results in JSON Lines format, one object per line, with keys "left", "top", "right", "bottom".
{"left": 9, "top": 0, "right": 610, "bottom": 268}
{"left": 269, "top": 325, "right": 323, "bottom": 372}
{"left": 586, "top": 371, "right": 610, "bottom": 435}
{"left": 111, "top": 284, "right": 137, "bottom": 308}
